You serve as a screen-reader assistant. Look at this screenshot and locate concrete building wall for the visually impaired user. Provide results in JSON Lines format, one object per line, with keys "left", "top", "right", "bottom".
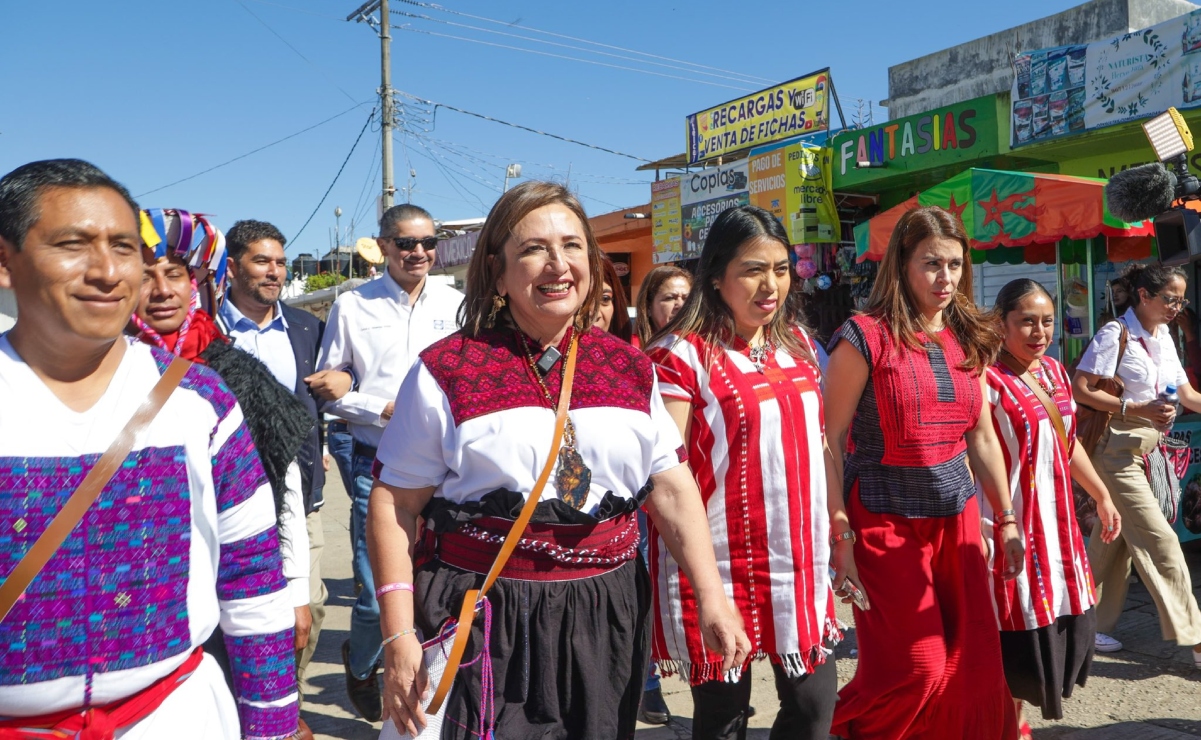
{"left": 886, "top": 0, "right": 1198, "bottom": 118}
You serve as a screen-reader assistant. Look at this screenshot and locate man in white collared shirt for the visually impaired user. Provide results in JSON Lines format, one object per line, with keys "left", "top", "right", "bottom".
{"left": 309, "top": 204, "right": 462, "bottom": 720}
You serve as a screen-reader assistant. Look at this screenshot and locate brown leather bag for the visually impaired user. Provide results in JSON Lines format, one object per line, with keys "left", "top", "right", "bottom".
{"left": 1075, "top": 320, "right": 1129, "bottom": 456}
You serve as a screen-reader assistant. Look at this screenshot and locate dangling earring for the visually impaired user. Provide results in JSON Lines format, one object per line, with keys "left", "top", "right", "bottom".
{"left": 486, "top": 294, "right": 506, "bottom": 328}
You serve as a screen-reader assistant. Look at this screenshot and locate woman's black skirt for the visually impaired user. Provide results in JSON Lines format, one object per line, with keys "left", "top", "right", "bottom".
{"left": 999, "top": 608, "right": 1096, "bottom": 720}
{"left": 414, "top": 490, "right": 651, "bottom": 740}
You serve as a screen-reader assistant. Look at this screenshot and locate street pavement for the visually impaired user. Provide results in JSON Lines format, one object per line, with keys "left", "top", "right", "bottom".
{"left": 303, "top": 471, "right": 1201, "bottom": 739}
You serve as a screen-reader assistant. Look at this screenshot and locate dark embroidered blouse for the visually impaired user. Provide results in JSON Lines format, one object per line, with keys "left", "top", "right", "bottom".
{"left": 830, "top": 314, "right": 982, "bottom": 518}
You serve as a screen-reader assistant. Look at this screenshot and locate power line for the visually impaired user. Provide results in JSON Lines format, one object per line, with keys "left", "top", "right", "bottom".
{"left": 293, "top": 109, "right": 377, "bottom": 242}
{"left": 409, "top": 140, "right": 490, "bottom": 212}
{"left": 394, "top": 0, "right": 774, "bottom": 85}
{"left": 392, "top": 24, "right": 752, "bottom": 92}
{"left": 396, "top": 90, "right": 652, "bottom": 162}
{"left": 232, "top": 0, "right": 370, "bottom": 111}
{"left": 136, "top": 102, "right": 370, "bottom": 198}
{"left": 391, "top": 10, "right": 763, "bottom": 87}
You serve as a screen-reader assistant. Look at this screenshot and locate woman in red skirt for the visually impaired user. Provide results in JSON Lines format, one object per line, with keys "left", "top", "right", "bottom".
{"left": 825, "top": 206, "right": 1024, "bottom": 739}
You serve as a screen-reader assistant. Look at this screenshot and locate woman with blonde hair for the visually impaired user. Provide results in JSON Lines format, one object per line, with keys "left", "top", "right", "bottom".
{"left": 367, "top": 181, "right": 748, "bottom": 739}
{"left": 826, "top": 206, "right": 1023, "bottom": 739}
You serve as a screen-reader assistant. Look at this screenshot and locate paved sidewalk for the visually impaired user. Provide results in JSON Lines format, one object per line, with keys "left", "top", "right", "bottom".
{"left": 303, "top": 472, "right": 1201, "bottom": 739}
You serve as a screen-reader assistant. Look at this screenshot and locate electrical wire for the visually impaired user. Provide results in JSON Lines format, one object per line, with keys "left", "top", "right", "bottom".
{"left": 394, "top": 0, "right": 775, "bottom": 85}
{"left": 412, "top": 134, "right": 649, "bottom": 186}
{"left": 391, "top": 10, "right": 764, "bottom": 87}
{"left": 232, "top": 0, "right": 371, "bottom": 111}
{"left": 350, "top": 130, "right": 382, "bottom": 228}
{"left": 409, "top": 138, "right": 491, "bottom": 212}
{"left": 392, "top": 25, "right": 753, "bottom": 93}
{"left": 396, "top": 90, "right": 651, "bottom": 162}
{"left": 293, "top": 109, "right": 377, "bottom": 242}
{"left": 135, "top": 102, "right": 370, "bottom": 197}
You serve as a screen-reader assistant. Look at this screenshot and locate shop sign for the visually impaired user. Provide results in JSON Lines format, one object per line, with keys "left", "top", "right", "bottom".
{"left": 680, "top": 160, "right": 750, "bottom": 259}
{"left": 686, "top": 69, "right": 831, "bottom": 165}
{"left": 831, "top": 96, "right": 997, "bottom": 188}
{"left": 434, "top": 230, "right": 478, "bottom": 268}
{"left": 1059, "top": 149, "right": 1201, "bottom": 179}
{"left": 748, "top": 141, "right": 838, "bottom": 243}
{"left": 651, "top": 178, "right": 683, "bottom": 264}
{"left": 1011, "top": 8, "right": 1201, "bottom": 147}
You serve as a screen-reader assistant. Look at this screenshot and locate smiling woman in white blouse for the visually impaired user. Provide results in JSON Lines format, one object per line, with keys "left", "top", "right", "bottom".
{"left": 364, "top": 181, "right": 749, "bottom": 739}
{"left": 1073, "top": 262, "right": 1201, "bottom": 667}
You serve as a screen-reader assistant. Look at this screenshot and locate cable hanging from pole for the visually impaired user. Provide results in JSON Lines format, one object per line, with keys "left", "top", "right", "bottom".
{"left": 294, "top": 108, "right": 377, "bottom": 243}
{"left": 394, "top": 90, "right": 651, "bottom": 163}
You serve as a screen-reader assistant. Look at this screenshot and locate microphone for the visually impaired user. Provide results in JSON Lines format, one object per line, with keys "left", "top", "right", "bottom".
{"left": 1105, "top": 162, "right": 1177, "bottom": 223}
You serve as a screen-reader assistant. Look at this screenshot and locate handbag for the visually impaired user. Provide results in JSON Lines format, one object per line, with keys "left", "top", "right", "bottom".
{"left": 1145, "top": 434, "right": 1191, "bottom": 523}
{"left": 0, "top": 356, "right": 191, "bottom": 623}
{"left": 1075, "top": 320, "right": 1129, "bottom": 456}
{"left": 380, "top": 336, "right": 580, "bottom": 740}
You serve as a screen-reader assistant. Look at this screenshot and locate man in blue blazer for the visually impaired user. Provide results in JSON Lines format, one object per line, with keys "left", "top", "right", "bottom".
{"left": 219, "top": 220, "right": 329, "bottom": 696}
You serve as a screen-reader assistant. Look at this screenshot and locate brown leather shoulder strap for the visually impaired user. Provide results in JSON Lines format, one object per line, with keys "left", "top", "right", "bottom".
{"left": 998, "top": 353, "right": 1069, "bottom": 451}
{"left": 427, "top": 335, "right": 579, "bottom": 715}
{"left": 0, "top": 355, "right": 192, "bottom": 623}
{"left": 1115, "top": 321, "right": 1129, "bottom": 371}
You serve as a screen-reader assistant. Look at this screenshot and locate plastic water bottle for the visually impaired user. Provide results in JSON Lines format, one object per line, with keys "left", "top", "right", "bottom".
{"left": 1161, "top": 385, "right": 1180, "bottom": 404}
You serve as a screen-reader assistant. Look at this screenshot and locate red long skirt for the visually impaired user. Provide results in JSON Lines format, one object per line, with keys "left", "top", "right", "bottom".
{"left": 831, "top": 490, "right": 1017, "bottom": 740}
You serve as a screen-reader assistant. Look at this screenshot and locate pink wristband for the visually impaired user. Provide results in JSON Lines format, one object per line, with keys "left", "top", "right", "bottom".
{"left": 374, "top": 582, "right": 414, "bottom": 599}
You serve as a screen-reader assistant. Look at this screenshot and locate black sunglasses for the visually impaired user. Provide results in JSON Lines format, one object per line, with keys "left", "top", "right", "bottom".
{"left": 391, "top": 236, "right": 439, "bottom": 252}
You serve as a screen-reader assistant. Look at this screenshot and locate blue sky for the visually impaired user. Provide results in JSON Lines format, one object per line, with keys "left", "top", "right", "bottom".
{"left": 1, "top": 0, "right": 1091, "bottom": 258}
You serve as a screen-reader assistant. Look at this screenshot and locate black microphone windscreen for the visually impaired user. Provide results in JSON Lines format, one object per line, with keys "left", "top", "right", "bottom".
{"left": 1106, "top": 162, "right": 1176, "bottom": 223}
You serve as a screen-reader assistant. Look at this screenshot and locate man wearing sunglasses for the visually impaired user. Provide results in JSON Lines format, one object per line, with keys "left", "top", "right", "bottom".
{"left": 308, "top": 203, "right": 463, "bottom": 722}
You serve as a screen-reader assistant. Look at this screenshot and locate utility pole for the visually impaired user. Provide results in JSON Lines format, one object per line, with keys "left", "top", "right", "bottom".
{"left": 347, "top": 0, "right": 395, "bottom": 212}
{"left": 379, "top": 0, "right": 395, "bottom": 210}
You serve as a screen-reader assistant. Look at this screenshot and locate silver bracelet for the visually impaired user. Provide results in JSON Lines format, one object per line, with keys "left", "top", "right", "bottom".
{"left": 1121, "top": 398, "right": 1128, "bottom": 420}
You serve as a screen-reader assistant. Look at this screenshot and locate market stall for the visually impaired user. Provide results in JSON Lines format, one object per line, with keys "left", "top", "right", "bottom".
{"left": 853, "top": 168, "right": 1156, "bottom": 359}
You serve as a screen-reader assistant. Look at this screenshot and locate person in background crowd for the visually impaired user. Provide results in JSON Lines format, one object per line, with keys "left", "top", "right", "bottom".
{"left": 1098, "top": 276, "right": 1132, "bottom": 326}
{"left": 826, "top": 206, "right": 1023, "bottom": 740}
{"left": 306, "top": 203, "right": 463, "bottom": 722}
{"left": 218, "top": 219, "right": 329, "bottom": 693}
{"left": 985, "top": 279, "right": 1122, "bottom": 738}
{"left": 131, "top": 209, "right": 316, "bottom": 739}
{"left": 367, "top": 181, "right": 748, "bottom": 738}
{"left": 594, "top": 253, "right": 672, "bottom": 725}
{"left": 647, "top": 205, "right": 853, "bottom": 740}
{"left": 594, "top": 254, "right": 632, "bottom": 342}
{"left": 0, "top": 159, "right": 300, "bottom": 739}
{"left": 1073, "top": 263, "right": 1201, "bottom": 667}
{"left": 634, "top": 264, "right": 692, "bottom": 347}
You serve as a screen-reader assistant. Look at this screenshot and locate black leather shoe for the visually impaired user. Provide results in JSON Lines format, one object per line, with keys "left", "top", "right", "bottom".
{"left": 341, "top": 640, "right": 382, "bottom": 722}
{"left": 637, "top": 686, "right": 670, "bottom": 725}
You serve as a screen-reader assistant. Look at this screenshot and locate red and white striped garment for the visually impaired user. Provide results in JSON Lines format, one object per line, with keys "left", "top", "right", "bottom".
{"left": 647, "top": 330, "right": 838, "bottom": 684}
{"left": 979, "top": 357, "right": 1095, "bottom": 632}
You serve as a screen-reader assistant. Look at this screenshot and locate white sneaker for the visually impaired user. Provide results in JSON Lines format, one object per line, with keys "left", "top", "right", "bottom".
{"left": 1095, "top": 632, "right": 1123, "bottom": 652}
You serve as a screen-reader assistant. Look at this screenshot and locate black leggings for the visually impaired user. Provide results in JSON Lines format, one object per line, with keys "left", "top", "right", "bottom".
{"left": 690, "top": 657, "right": 837, "bottom": 740}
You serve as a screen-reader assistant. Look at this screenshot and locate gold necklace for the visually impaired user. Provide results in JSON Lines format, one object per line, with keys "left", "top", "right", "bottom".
{"left": 519, "top": 330, "right": 591, "bottom": 510}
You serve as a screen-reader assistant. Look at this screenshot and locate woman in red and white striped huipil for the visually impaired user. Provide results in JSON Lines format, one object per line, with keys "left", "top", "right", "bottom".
{"left": 646, "top": 205, "right": 861, "bottom": 740}
{"left": 984, "top": 278, "right": 1121, "bottom": 737}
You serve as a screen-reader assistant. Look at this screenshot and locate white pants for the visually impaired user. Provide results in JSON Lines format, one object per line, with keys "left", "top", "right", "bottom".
{"left": 115, "top": 653, "right": 239, "bottom": 739}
